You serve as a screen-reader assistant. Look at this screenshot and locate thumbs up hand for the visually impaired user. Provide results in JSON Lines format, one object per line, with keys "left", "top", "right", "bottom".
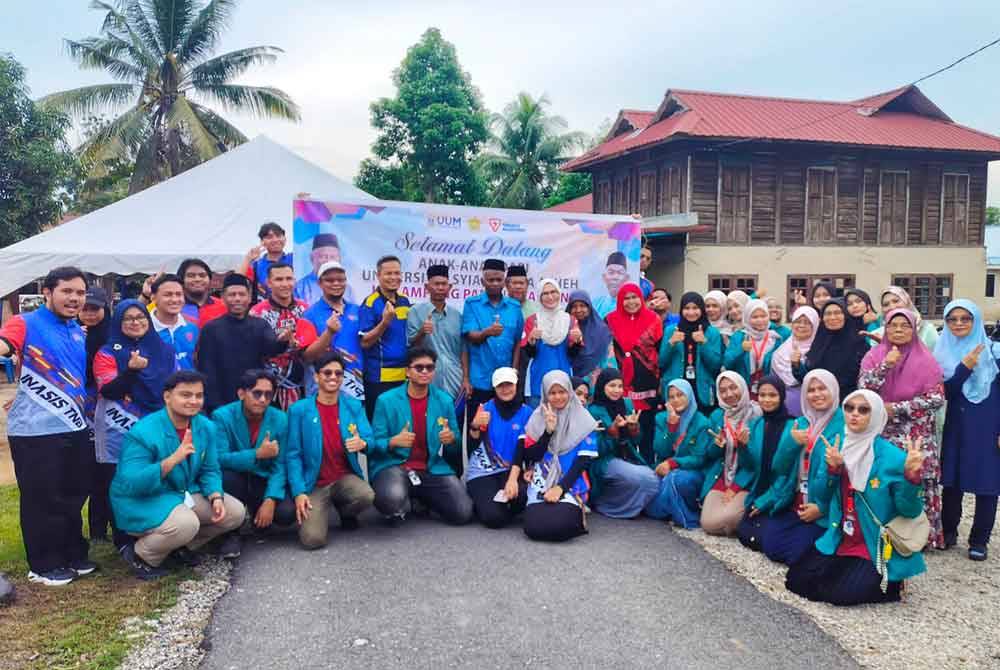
{"left": 963, "top": 343, "right": 985, "bottom": 370}
{"left": 885, "top": 345, "right": 902, "bottom": 368}
{"left": 438, "top": 417, "right": 456, "bottom": 446}
{"left": 421, "top": 315, "right": 434, "bottom": 335}
{"left": 390, "top": 421, "right": 416, "bottom": 449}
{"left": 255, "top": 431, "right": 279, "bottom": 460}
{"left": 790, "top": 426, "right": 809, "bottom": 446}
{"left": 742, "top": 336, "right": 753, "bottom": 353}
{"left": 669, "top": 329, "right": 684, "bottom": 346}
{"left": 485, "top": 314, "right": 504, "bottom": 337}
{"left": 692, "top": 325, "right": 707, "bottom": 344}
{"left": 472, "top": 403, "right": 491, "bottom": 430}
{"left": 791, "top": 340, "right": 802, "bottom": 366}
{"left": 128, "top": 349, "right": 149, "bottom": 370}
{"left": 345, "top": 423, "right": 366, "bottom": 453}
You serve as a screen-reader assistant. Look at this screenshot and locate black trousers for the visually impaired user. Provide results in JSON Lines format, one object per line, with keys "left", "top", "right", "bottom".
{"left": 637, "top": 403, "right": 657, "bottom": 465}
{"left": 466, "top": 471, "right": 528, "bottom": 529}
{"left": 10, "top": 430, "right": 92, "bottom": 574}
{"left": 942, "top": 486, "right": 998, "bottom": 547}
{"left": 90, "top": 461, "right": 132, "bottom": 548}
{"left": 523, "top": 501, "right": 587, "bottom": 542}
{"left": 363, "top": 380, "right": 405, "bottom": 420}
{"left": 372, "top": 466, "right": 474, "bottom": 525}
{"left": 785, "top": 547, "right": 902, "bottom": 606}
{"left": 222, "top": 470, "right": 295, "bottom": 526}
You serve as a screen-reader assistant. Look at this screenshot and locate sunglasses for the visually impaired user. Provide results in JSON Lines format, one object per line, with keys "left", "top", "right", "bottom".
{"left": 843, "top": 402, "right": 871, "bottom": 416}
{"left": 319, "top": 369, "right": 345, "bottom": 378}
{"left": 250, "top": 389, "right": 274, "bottom": 401}
{"left": 410, "top": 364, "right": 436, "bottom": 373}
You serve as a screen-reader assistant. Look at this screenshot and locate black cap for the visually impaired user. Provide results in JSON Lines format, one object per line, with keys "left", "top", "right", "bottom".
{"left": 606, "top": 251, "right": 627, "bottom": 267}
{"left": 506, "top": 264, "right": 527, "bottom": 278}
{"left": 483, "top": 258, "right": 506, "bottom": 272}
{"left": 223, "top": 273, "right": 251, "bottom": 289}
{"left": 427, "top": 264, "right": 449, "bottom": 280}
{"left": 85, "top": 286, "right": 109, "bottom": 308}
{"left": 312, "top": 233, "right": 339, "bottom": 250}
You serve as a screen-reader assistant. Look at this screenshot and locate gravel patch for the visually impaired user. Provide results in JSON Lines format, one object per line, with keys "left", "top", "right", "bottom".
{"left": 118, "top": 558, "right": 232, "bottom": 670}
{"left": 676, "top": 498, "right": 1000, "bottom": 670}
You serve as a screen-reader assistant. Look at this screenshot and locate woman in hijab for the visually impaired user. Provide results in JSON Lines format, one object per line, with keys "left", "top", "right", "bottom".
{"left": 566, "top": 290, "right": 614, "bottom": 382}
{"left": 771, "top": 306, "right": 820, "bottom": 416}
{"left": 724, "top": 299, "right": 783, "bottom": 399}
{"left": 844, "top": 288, "right": 879, "bottom": 336}
{"left": 522, "top": 371, "right": 600, "bottom": 542}
{"left": 659, "top": 292, "right": 724, "bottom": 413}
{"left": 465, "top": 368, "right": 534, "bottom": 529}
{"left": 785, "top": 390, "right": 927, "bottom": 606}
{"left": 726, "top": 290, "right": 750, "bottom": 334}
{"left": 809, "top": 281, "right": 836, "bottom": 312}
{"left": 766, "top": 297, "right": 791, "bottom": 340}
{"left": 872, "top": 286, "right": 939, "bottom": 350}
{"left": 571, "top": 376, "right": 591, "bottom": 406}
{"left": 520, "top": 278, "right": 577, "bottom": 406}
{"left": 92, "top": 300, "right": 178, "bottom": 548}
{"left": 704, "top": 290, "right": 732, "bottom": 345}
{"left": 860, "top": 308, "right": 945, "bottom": 549}
{"left": 934, "top": 300, "right": 1000, "bottom": 560}
{"left": 737, "top": 375, "right": 796, "bottom": 551}
{"left": 793, "top": 300, "right": 868, "bottom": 400}
{"left": 606, "top": 282, "right": 663, "bottom": 463}
{"left": 701, "top": 371, "right": 762, "bottom": 535}
{"left": 763, "top": 370, "right": 844, "bottom": 565}
{"left": 648, "top": 379, "right": 712, "bottom": 527}
{"left": 587, "top": 368, "right": 660, "bottom": 519}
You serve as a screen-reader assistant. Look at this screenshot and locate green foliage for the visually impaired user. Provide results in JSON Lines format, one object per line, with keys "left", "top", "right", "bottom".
{"left": 987, "top": 206, "right": 999, "bottom": 226}
{"left": 41, "top": 0, "right": 299, "bottom": 195}
{"left": 354, "top": 158, "right": 415, "bottom": 202}
{"left": 368, "top": 28, "right": 488, "bottom": 204}
{"left": 0, "top": 54, "right": 80, "bottom": 247}
{"left": 544, "top": 172, "right": 592, "bottom": 209}
{"left": 71, "top": 115, "right": 134, "bottom": 214}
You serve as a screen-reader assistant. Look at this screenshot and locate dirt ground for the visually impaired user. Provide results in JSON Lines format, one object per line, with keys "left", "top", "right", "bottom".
{"left": 1, "top": 383, "right": 15, "bottom": 485}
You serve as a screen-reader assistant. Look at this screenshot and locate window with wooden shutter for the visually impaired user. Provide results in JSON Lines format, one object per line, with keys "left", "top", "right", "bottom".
{"left": 879, "top": 171, "right": 908, "bottom": 245}
{"left": 806, "top": 168, "right": 837, "bottom": 242}
{"left": 719, "top": 164, "right": 750, "bottom": 243}
{"left": 785, "top": 274, "right": 856, "bottom": 316}
{"left": 890, "top": 274, "right": 952, "bottom": 319}
{"left": 638, "top": 171, "right": 657, "bottom": 217}
{"left": 659, "top": 164, "right": 682, "bottom": 214}
{"left": 940, "top": 173, "right": 970, "bottom": 244}
{"left": 708, "top": 274, "right": 758, "bottom": 293}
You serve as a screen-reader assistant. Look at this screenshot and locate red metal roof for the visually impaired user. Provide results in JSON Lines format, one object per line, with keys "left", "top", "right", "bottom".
{"left": 563, "top": 85, "right": 1000, "bottom": 171}
{"left": 545, "top": 193, "right": 593, "bottom": 213}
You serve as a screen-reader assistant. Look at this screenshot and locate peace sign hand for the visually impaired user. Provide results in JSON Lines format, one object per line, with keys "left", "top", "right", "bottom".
{"left": 542, "top": 403, "right": 558, "bottom": 434}
{"left": 823, "top": 434, "right": 843, "bottom": 469}
{"left": 903, "top": 437, "right": 925, "bottom": 479}
{"left": 793, "top": 290, "right": 807, "bottom": 306}
{"left": 736, "top": 426, "right": 750, "bottom": 446}
{"left": 666, "top": 402, "right": 679, "bottom": 423}
{"left": 708, "top": 429, "right": 725, "bottom": 449}
{"left": 613, "top": 414, "right": 627, "bottom": 429}
{"left": 625, "top": 409, "right": 641, "bottom": 426}
{"left": 962, "top": 343, "right": 985, "bottom": 370}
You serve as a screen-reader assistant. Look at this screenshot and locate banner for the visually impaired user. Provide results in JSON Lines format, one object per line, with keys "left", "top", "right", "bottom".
{"left": 292, "top": 199, "right": 642, "bottom": 314}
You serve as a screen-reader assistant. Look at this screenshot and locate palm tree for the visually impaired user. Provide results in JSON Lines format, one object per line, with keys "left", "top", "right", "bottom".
{"left": 41, "top": 0, "right": 300, "bottom": 194}
{"left": 477, "top": 93, "right": 584, "bottom": 210}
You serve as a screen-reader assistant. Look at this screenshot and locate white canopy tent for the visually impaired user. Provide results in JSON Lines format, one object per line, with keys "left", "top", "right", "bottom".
{"left": 0, "top": 135, "right": 370, "bottom": 297}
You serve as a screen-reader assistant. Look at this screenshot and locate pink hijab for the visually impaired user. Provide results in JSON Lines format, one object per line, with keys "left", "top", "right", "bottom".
{"left": 771, "top": 306, "right": 820, "bottom": 387}
{"left": 861, "top": 308, "right": 942, "bottom": 402}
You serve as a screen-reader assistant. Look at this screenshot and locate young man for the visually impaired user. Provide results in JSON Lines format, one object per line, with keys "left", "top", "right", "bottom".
{"left": 249, "top": 263, "right": 318, "bottom": 410}
{"left": 406, "top": 264, "right": 464, "bottom": 401}
{"left": 358, "top": 255, "right": 411, "bottom": 418}
{"left": 173, "top": 258, "right": 227, "bottom": 327}
{"left": 196, "top": 274, "right": 292, "bottom": 413}
{"left": 0, "top": 267, "right": 94, "bottom": 586}
{"left": 461, "top": 259, "right": 523, "bottom": 410}
{"left": 241, "top": 222, "right": 293, "bottom": 301}
{"left": 294, "top": 233, "right": 354, "bottom": 306}
{"left": 639, "top": 245, "right": 655, "bottom": 299}
{"left": 648, "top": 287, "right": 680, "bottom": 328}
{"left": 212, "top": 369, "right": 295, "bottom": 556}
{"left": 150, "top": 274, "right": 199, "bottom": 370}
{"left": 370, "top": 348, "right": 473, "bottom": 525}
{"left": 111, "top": 370, "right": 246, "bottom": 580}
{"left": 285, "top": 352, "right": 376, "bottom": 547}
{"left": 302, "top": 261, "right": 364, "bottom": 400}
{"left": 592, "top": 251, "right": 629, "bottom": 318}
{"left": 505, "top": 264, "right": 536, "bottom": 320}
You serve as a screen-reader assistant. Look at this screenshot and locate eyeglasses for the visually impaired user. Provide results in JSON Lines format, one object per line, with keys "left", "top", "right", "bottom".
{"left": 410, "top": 364, "right": 435, "bottom": 373}
{"left": 843, "top": 402, "right": 871, "bottom": 416}
{"left": 945, "top": 316, "right": 973, "bottom": 324}
{"left": 250, "top": 389, "right": 275, "bottom": 401}
{"left": 122, "top": 315, "right": 147, "bottom": 323}
{"left": 319, "top": 369, "right": 345, "bottom": 378}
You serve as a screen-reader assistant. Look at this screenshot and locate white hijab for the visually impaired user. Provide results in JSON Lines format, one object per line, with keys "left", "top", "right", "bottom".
{"left": 800, "top": 369, "right": 840, "bottom": 439}
{"left": 535, "top": 278, "right": 571, "bottom": 346}
{"left": 840, "top": 389, "right": 888, "bottom": 491}
{"left": 716, "top": 371, "right": 762, "bottom": 484}
{"left": 705, "top": 290, "right": 730, "bottom": 335}
{"left": 772, "top": 306, "right": 820, "bottom": 386}
{"left": 742, "top": 298, "right": 780, "bottom": 374}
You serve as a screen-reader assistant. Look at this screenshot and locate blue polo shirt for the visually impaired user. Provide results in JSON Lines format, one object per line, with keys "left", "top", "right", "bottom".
{"left": 303, "top": 298, "right": 364, "bottom": 377}
{"left": 358, "top": 291, "right": 411, "bottom": 383}
{"left": 249, "top": 253, "right": 293, "bottom": 299}
{"left": 461, "top": 293, "right": 524, "bottom": 391}
{"left": 151, "top": 312, "right": 199, "bottom": 370}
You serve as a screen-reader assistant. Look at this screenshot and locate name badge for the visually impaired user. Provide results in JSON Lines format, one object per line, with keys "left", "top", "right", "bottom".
{"left": 799, "top": 480, "right": 808, "bottom": 494}
{"left": 407, "top": 470, "right": 422, "bottom": 486}
{"left": 843, "top": 519, "right": 855, "bottom": 536}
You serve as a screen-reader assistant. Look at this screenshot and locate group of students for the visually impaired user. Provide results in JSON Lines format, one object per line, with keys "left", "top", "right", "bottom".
{"left": 1, "top": 239, "right": 998, "bottom": 611}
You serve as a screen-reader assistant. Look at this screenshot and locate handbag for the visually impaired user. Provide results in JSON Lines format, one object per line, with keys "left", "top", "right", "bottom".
{"left": 854, "top": 489, "right": 928, "bottom": 592}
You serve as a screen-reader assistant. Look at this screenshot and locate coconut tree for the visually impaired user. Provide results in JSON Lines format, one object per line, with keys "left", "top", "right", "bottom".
{"left": 41, "top": 0, "right": 300, "bottom": 194}
{"left": 477, "top": 92, "right": 584, "bottom": 210}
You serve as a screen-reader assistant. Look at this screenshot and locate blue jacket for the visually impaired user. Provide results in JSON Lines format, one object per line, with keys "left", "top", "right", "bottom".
{"left": 701, "top": 408, "right": 758, "bottom": 500}
{"left": 813, "top": 435, "right": 927, "bottom": 582}
{"left": 743, "top": 415, "right": 796, "bottom": 514}
{"left": 658, "top": 324, "right": 724, "bottom": 408}
{"left": 722, "top": 331, "right": 783, "bottom": 388}
{"left": 652, "top": 409, "right": 711, "bottom": 471}
{"left": 211, "top": 401, "right": 288, "bottom": 501}
{"left": 285, "top": 395, "right": 372, "bottom": 497}
{"left": 769, "top": 410, "right": 846, "bottom": 527}
{"left": 110, "top": 409, "right": 224, "bottom": 533}
{"left": 370, "top": 384, "right": 460, "bottom": 479}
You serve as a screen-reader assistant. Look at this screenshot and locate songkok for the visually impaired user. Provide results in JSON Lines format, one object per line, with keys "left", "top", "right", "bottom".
{"left": 483, "top": 258, "right": 506, "bottom": 272}
{"left": 506, "top": 264, "right": 527, "bottom": 278}
{"left": 223, "top": 273, "right": 251, "bottom": 289}
{"left": 312, "top": 233, "right": 339, "bottom": 250}
{"left": 606, "top": 251, "right": 627, "bottom": 267}
{"left": 427, "top": 264, "right": 449, "bottom": 280}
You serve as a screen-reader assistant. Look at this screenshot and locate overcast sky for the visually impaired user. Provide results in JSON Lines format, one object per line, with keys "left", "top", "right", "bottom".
{"left": 4, "top": 0, "right": 999, "bottom": 204}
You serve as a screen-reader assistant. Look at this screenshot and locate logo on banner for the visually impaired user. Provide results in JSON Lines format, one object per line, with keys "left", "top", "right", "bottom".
{"left": 427, "top": 215, "right": 462, "bottom": 229}
{"left": 488, "top": 218, "right": 502, "bottom": 232}
{"left": 467, "top": 217, "right": 481, "bottom": 231}
{"left": 503, "top": 223, "right": 526, "bottom": 232}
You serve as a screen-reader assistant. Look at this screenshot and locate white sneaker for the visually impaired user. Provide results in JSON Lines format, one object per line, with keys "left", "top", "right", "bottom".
{"left": 27, "top": 568, "right": 76, "bottom": 586}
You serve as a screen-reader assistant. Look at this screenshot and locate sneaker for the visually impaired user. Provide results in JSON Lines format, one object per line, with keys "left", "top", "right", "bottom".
{"left": 340, "top": 516, "right": 360, "bottom": 531}
{"left": 969, "top": 545, "right": 988, "bottom": 561}
{"left": 27, "top": 568, "right": 76, "bottom": 586}
{"left": 217, "top": 534, "right": 242, "bottom": 559}
{"left": 121, "top": 544, "right": 167, "bottom": 581}
{"left": 70, "top": 559, "right": 98, "bottom": 576}
{"left": 168, "top": 547, "right": 202, "bottom": 568}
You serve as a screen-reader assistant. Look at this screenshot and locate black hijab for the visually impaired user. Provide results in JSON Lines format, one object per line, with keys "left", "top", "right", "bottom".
{"left": 844, "top": 288, "right": 874, "bottom": 333}
{"left": 807, "top": 299, "right": 867, "bottom": 399}
{"left": 810, "top": 281, "right": 838, "bottom": 310}
{"left": 676, "top": 291, "right": 710, "bottom": 347}
{"left": 492, "top": 392, "right": 523, "bottom": 421}
{"left": 755, "top": 374, "right": 789, "bottom": 496}
{"left": 85, "top": 310, "right": 111, "bottom": 386}
{"left": 593, "top": 368, "right": 629, "bottom": 420}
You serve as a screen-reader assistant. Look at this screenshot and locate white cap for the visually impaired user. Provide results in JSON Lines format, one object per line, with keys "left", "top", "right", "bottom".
{"left": 318, "top": 261, "right": 345, "bottom": 276}
{"left": 491, "top": 367, "right": 518, "bottom": 387}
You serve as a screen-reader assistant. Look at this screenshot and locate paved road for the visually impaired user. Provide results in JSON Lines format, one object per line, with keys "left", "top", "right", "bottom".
{"left": 202, "top": 514, "right": 857, "bottom": 670}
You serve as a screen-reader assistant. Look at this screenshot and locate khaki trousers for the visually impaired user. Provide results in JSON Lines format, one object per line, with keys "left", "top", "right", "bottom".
{"left": 700, "top": 490, "right": 748, "bottom": 537}
{"left": 134, "top": 494, "right": 246, "bottom": 566}
{"left": 299, "top": 474, "right": 375, "bottom": 549}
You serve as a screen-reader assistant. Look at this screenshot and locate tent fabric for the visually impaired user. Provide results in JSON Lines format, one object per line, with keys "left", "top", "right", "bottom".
{"left": 0, "top": 136, "right": 369, "bottom": 297}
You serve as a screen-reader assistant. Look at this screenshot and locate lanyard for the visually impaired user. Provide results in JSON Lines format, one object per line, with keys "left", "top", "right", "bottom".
{"left": 724, "top": 419, "right": 744, "bottom": 444}
{"left": 749, "top": 333, "right": 769, "bottom": 366}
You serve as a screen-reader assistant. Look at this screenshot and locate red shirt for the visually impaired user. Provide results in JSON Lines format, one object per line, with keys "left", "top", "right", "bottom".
{"left": 247, "top": 415, "right": 263, "bottom": 447}
{"left": 316, "top": 401, "right": 352, "bottom": 487}
{"left": 175, "top": 425, "right": 188, "bottom": 442}
{"left": 836, "top": 474, "right": 870, "bottom": 559}
{"left": 403, "top": 395, "right": 429, "bottom": 472}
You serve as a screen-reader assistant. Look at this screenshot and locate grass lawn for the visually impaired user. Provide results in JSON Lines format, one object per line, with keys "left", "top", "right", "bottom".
{"left": 0, "top": 485, "right": 192, "bottom": 670}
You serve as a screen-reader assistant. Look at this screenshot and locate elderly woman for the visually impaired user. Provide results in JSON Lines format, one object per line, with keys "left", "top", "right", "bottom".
{"left": 785, "top": 390, "right": 927, "bottom": 606}
{"left": 860, "top": 308, "right": 945, "bottom": 549}
{"left": 723, "top": 299, "right": 783, "bottom": 399}
{"left": 793, "top": 300, "right": 868, "bottom": 400}
{"left": 520, "top": 278, "right": 578, "bottom": 407}
{"left": 934, "top": 300, "right": 1000, "bottom": 561}
{"left": 872, "top": 286, "right": 939, "bottom": 350}
{"left": 522, "top": 371, "right": 600, "bottom": 542}
{"left": 659, "top": 292, "right": 724, "bottom": 413}
{"left": 770, "top": 306, "right": 820, "bottom": 416}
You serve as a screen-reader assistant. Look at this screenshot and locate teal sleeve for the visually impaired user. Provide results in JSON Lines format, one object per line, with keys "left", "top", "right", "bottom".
{"left": 723, "top": 332, "right": 744, "bottom": 370}
{"left": 442, "top": 397, "right": 462, "bottom": 459}
{"left": 369, "top": 395, "right": 395, "bottom": 458}
{"left": 652, "top": 411, "right": 671, "bottom": 461}
{"left": 264, "top": 417, "right": 288, "bottom": 501}
{"left": 811, "top": 457, "right": 838, "bottom": 512}
{"left": 892, "top": 477, "right": 925, "bottom": 518}
{"left": 659, "top": 327, "right": 678, "bottom": 371}
{"left": 196, "top": 424, "right": 224, "bottom": 498}
{"left": 674, "top": 426, "right": 710, "bottom": 471}
{"left": 284, "top": 410, "right": 307, "bottom": 498}
{"left": 700, "top": 328, "right": 724, "bottom": 374}
{"left": 215, "top": 421, "right": 258, "bottom": 472}
{"left": 114, "top": 431, "right": 166, "bottom": 496}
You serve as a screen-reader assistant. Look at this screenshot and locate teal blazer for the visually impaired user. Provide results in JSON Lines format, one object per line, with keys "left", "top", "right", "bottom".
{"left": 659, "top": 324, "right": 724, "bottom": 408}
{"left": 588, "top": 399, "right": 644, "bottom": 502}
{"left": 743, "top": 415, "right": 796, "bottom": 514}
{"left": 813, "top": 435, "right": 927, "bottom": 582}
{"left": 722, "top": 331, "right": 783, "bottom": 387}
{"left": 370, "top": 384, "right": 460, "bottom": 480}
{"left": 701, "top": 408, "right": 758, "bottom": 500}
{"left": 285, "top": 395, "right": 372, "bottom": 497}
{"left": 110, "top": 409, "right": 224, "bottom": 534}
{"left": 652, "top": 409, "right": 711, "bottom": 471}
{"left": 769, "top": 409, "right": 846, "bottom": 527}
{"left": 212, "top": 401, "right": 288, "bottom": 501}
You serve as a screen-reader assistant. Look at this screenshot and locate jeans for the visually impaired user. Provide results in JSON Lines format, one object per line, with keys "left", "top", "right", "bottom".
{"left": 372, "top": 466, "right": 473, "bottom": 525}
{"left": 646, "top": 469, "right": 704, "bottom": 528}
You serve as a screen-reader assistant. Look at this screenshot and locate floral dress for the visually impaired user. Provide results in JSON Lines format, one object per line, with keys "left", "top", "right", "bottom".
{"left": 859, "top": 362, "right": 946, "bottom": 549}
